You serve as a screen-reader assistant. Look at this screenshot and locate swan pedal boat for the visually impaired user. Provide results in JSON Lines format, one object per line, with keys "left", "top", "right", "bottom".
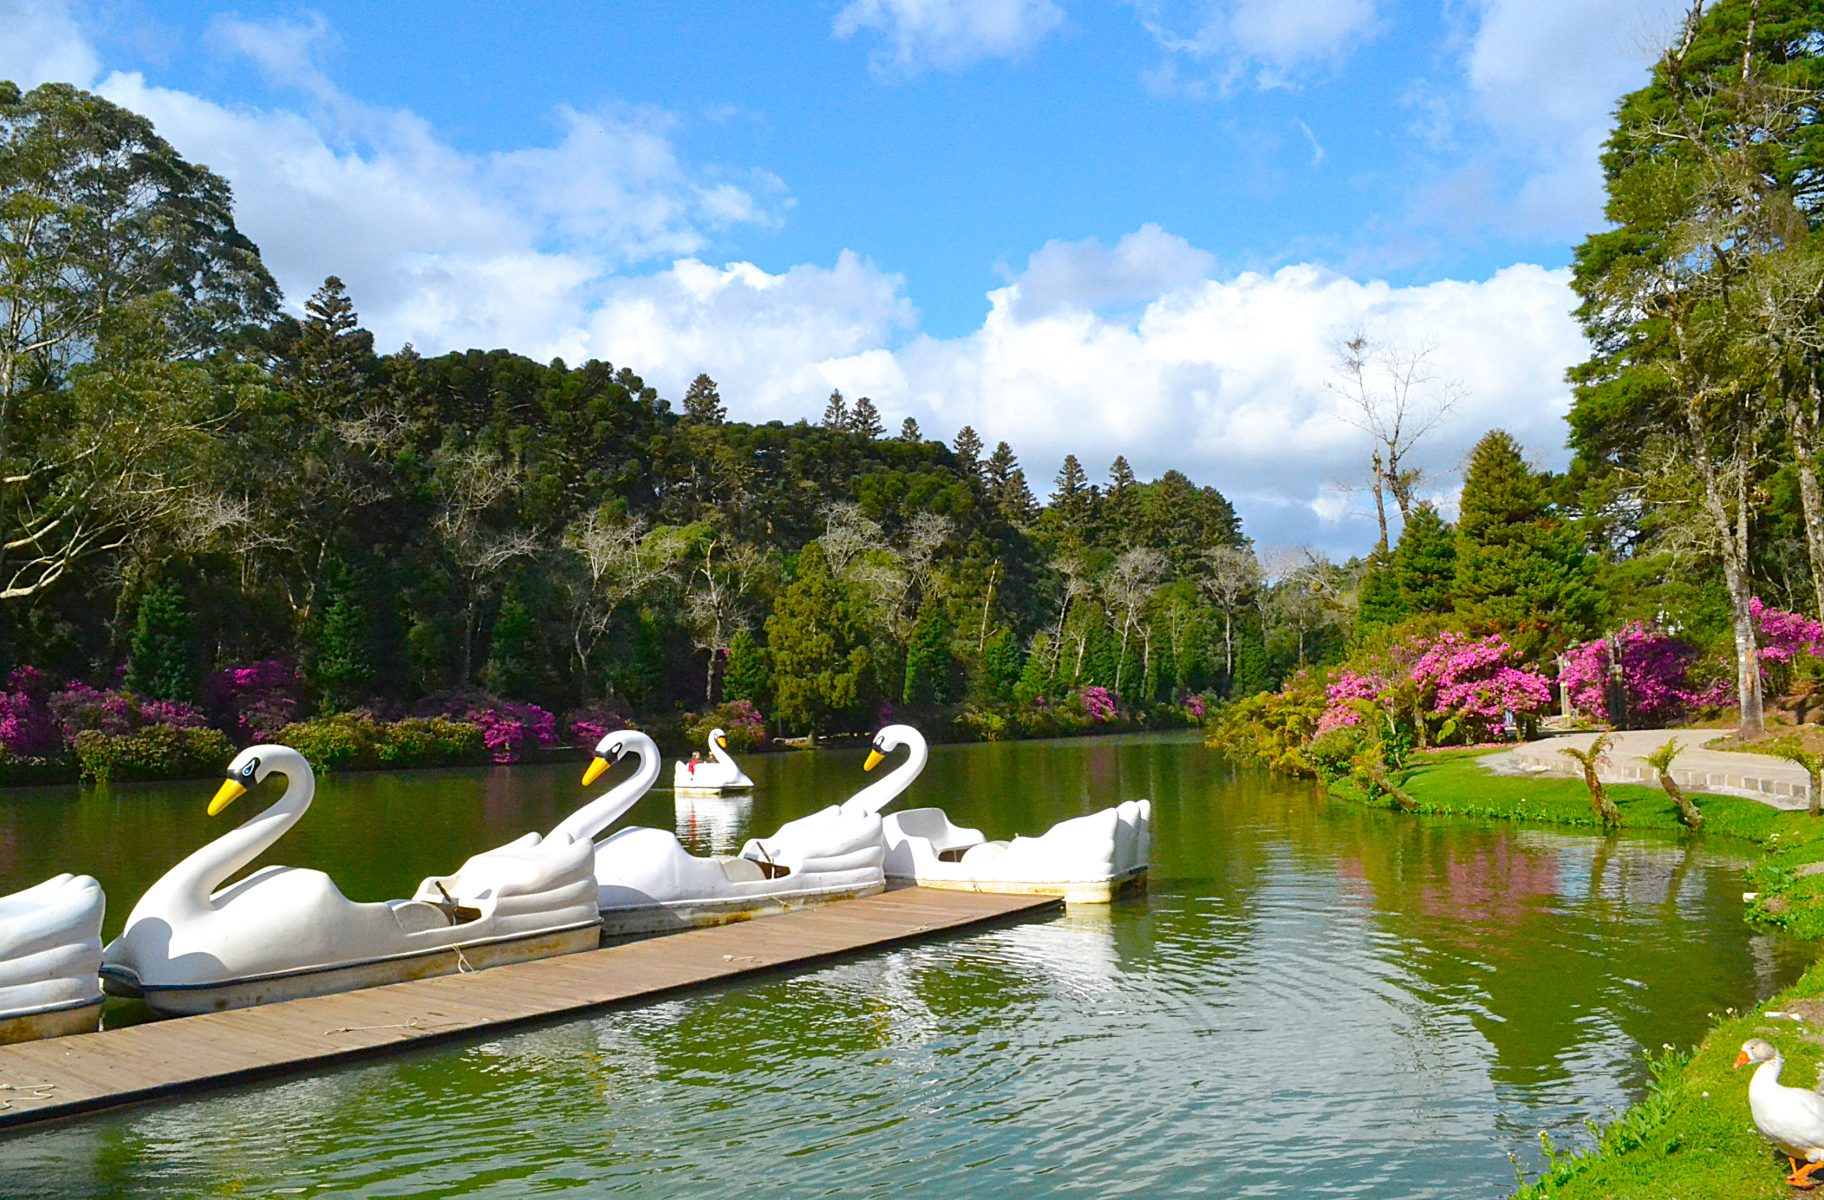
{"left": 0, "top": 874, "right": 105, "bottom": 1043}
{"left": 101, "top": 746, "right": 601, "bottom": 1016}
{"left": 673, "top": 727, "right": 755, "bottom": 795}
{"left": 572, "top": 731, "right": 888, "bottom": 936}
{"left": 870, "top": 726, "right": 1152, "bottom": 904}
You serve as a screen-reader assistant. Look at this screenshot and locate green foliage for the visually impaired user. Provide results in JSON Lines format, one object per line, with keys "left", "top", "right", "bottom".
{"left": 903, "top": 606, "right": 958, "bottom": 704}
{"left": 684, "top": 701, "right": 768, "bottom": 752}
{"left": 975, "top": 627, "right": 1022, "bottom": 704}
{"left": 126, "top": 578, "right": 197, "bottom": 702}
{"left": 765, "top": 545, "right": 876, "bottom": 735}
{"left": 1392, "top": 501, "right": 1456, "bottom": 615}
{"left": 481, "top": 592, "right": 544, "bottom": 702}
{"left": 1206, "top": 678, "right": 1328, "bottom": 774}
{"left": 722, "top": 629, "right": 769, "bottom": 706}
{"left": 272, "top": 711, "right": 484, "bottom": 772}
{"left": 306, "top": 559, "right": 374, "bottom": 715}
{"left": 72, "top": 725, "right": 234, "bottom": 783}
{"left": 1014, "top": 632, "right": 1057, "bottom": 704}
{"left": 1354, "top": 551, "right": 1406, "bottom": 633}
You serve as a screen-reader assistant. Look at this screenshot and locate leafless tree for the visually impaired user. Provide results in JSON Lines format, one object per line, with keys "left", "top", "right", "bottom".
{"left": 1199, "top": 544, "right": 1262, "bottom": 682}
{"left": 430, "top": 444, "right": 541, "bottom": 683}
{"left": 1262, "top": 547, "right": 1346, "bottom": 667}
{"left": 561, "top": 507, "right": 687, "bottom": 688}
{"left": 817, "top": 501, "right": 882, "bottom": 578}
{"left": 1103, "top": 547, "right": 1168, "bottom": 696}
{"left": 1327, "top": 329, "right": 1460, "bottom": 554}
{"left": 684, "top": 535, "right": 768, "bottom": 702}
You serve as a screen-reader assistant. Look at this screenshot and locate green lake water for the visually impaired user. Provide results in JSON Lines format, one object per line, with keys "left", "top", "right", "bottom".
{"left": 0, "top": 731, "right": 1808, "bottom": 1197}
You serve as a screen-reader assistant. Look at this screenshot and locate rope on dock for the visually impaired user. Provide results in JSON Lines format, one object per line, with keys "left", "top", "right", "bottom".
{"left": 0, "top": 1081, "right": 57, "bottom": 1109}
{"left": 322, "top": 1016, "right": 457, "bottom": 1036}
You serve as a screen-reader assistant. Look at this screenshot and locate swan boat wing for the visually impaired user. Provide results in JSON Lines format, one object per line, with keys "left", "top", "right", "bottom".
{"left": 0, "top": 873, "right": 105, "bottom": 1043}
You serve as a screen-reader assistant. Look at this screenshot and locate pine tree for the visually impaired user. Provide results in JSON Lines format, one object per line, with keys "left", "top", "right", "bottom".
{"left": 1455, "top": 431, "right": 1596, "bottom": 637}
{"left": 1106, "top": 455, "right": 1139, "bottom": 545}
{"left": 765, "top": 544, "right": 875, "bottom": 736}
{"left": 1354, "top": 551, "right": 1406, "bottom": 634}
{"left": 482, "top": 592, "right": 544, "bottom": 701}
{"left": 1014, "top": 632, "right": 1056, "bottom": 704}
{"left": 722, "top": 628, "right": 770, "bottom": 706}
{"left": 821, "top": 389, "right": 848, "bottom": 429}
{"left": 898, "top": 416, "right": 922, "bottom": 442}
{"left": 126, "top": 578, "right": 196, "bottom": 702}
{"left": 307, "top": 559, "right": 374, "bottom": 714}
{"left": 902, "top": 605, "right": 957, "bottom": 704}
{"left": 1051, "top": 454, "right": 1093, "bottom": 539}
{"left": 983, "top": 442, "right": 1038, "bottom": 525}
{"left": 291, "top": 276, "right": 373, "bottom": 412}
{"left": 975, "top": 627, "right": 1022, "bottom": 704}
{"left": 1393, "top": 501, "right": 1457, "bottom": 615}
{"left": 953, "top": 425, "right": 983, "bottom": 476}
{"left": 682, "top": 373, "right": 726, "bottom": 424}
{"left": 850, "top": 396, "right": 885, "bottom": 438}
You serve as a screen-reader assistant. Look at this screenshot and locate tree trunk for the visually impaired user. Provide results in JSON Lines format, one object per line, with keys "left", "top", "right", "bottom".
{"left": 1370, "top": 450, "right": 1389, "bottom": 555}
{"left": 1656, "top": 769, "right": 1704, "bottom": 830}
{"left": 1791, "top": 379, "right": 1824, "bottom": 626}
{"left": 1685, "top": 397, "right": 1764, "bottom": 739}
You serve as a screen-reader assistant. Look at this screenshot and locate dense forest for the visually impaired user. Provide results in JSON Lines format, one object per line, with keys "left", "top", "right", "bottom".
{"left": 0, "top": 78, "right": 1257, "bottom": 777}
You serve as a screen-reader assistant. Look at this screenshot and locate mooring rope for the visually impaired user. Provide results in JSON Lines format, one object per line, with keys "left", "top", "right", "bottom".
{"left": 0, "top": 1081, "right": 58, "bottom": 1110}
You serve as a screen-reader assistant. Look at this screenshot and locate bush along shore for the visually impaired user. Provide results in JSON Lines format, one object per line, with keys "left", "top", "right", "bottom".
{"left": 1281, "top": 741, "right": 1824, "bottom": 1198}
{"left": 0, "top": 660, "right": 1205, "bottom": 788}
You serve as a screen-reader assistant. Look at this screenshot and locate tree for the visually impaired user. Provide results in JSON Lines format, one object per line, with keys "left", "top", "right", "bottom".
{"left": 1392, "top": 501, "right": 1456, "bottom": 615}
{"left": 682, "top": 373, "right": 726, "bottom": 424}
{"left": 976, "top": 627, "right": 1022, "bottom": 704}
{"left": 1103, "top": 547, "right": 1167, "bottom": 696}
{"left": 723, "top": 628, "right": 770, "bottom": 706}
{"left": 306, "top": 556, "right": 374, "bottom": 714}
{"left": 684, "top": 534, "right": 766, "bottom": 702}
{"left": 482, "top": 590, "right": 544, "bottom": 701}
{"left": 1560, "top": 733, "right": 1622, "bottom": 826}
{"left": 427, "top": 443, "right": 540, "bottom": 683}
{"left": 559, "top": 508, "right": 685, "bottom": 693}
{"left": 1200, "top": 544, "right": 1262, "bottom": 683}
{"left": 766, "top": 543, "right": 875, "bottom": 736}
{"left": 1015, "top": 632, "right": 1056, "bottom": 703}
{"left": 1354, "top": 551, "right": 1406, "bottom": 634}
{"left": 849, "top": 395, "right": 885, "bottom": 438}
{"left": 1328, "top": 329, "right": 1458, "bottom": 554}
{"left": 1454, "top": 431, "right": 1594, "bottom": 641}
{"left": 1106, "top": 456, "right": 1139, "bottom": 544}
{"left": 898, "top": 416, "right": 922, "bottom": 442}
{"left": 126, "top": 576, "right": 195, "bottom": 701}
{"left": 984, "top": 441, "right": 1037, "bottom": 526}
{"left": 903, "top": 604, "right": 957, "bottom": 704}
{"left": 1049, "top": 454, "right": 1094, "bottom": 544}
{"left": 821, "top": 389, "right": 848, "bottom": 429}
{"left": 953, "top": 425, "right": 983, "bottom": 476}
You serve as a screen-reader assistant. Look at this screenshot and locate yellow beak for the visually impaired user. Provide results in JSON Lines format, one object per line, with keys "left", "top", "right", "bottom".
{"left": 208, "top": 779, "right": 248, "bottom": 817}
{"left": 716, "top": 735, "right": 728, "bottom": 750}
{"left": 864, "top": 749, "right": 885, "bottom": 772}
{"left": 582, "top": 756, "right": 610, "bottom": 786}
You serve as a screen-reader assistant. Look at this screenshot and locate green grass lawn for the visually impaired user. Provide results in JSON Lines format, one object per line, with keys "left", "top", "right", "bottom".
{"left": 1324, "top": 749, "right": 1824, "bottom": 1198}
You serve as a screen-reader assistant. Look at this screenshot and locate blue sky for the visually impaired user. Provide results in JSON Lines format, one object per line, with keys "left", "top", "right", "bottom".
{"left": 6, "top": 0, "right": 1689, "bottom": 556}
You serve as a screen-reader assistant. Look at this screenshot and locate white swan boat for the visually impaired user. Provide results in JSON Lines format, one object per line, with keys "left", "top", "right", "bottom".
{"left": 871, "top": 725, "right": 1151, "bottom": 903}
{"left": 101, "top": 745, "right": 601, "bottom": 1016}
{"left": 673, "top": 727, "right": 755, "bottom": 794}
{"left": 569, "top": 730, "right": 891, "bottom": 936}
{"left": 0, "top": 874, "right": 104, "bottom": 1043}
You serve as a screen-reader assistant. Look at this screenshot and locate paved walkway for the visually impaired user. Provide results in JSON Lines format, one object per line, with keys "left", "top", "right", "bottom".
{"left": 1485, "top": 728, "right": 1812, "bottom": 811}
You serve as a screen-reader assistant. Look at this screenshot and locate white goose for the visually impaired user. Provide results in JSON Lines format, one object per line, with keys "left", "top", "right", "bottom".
{"left": 1737, "top": 1038, "right": 1824, "bottom": 1188}
{"left": 672, "top": 727, "right": 755, "bottom": 794}
{"left": 101, "top": 744, "right": 601, "bottom": 1016}
{"left": 558, "top": 729, "right": 891, "bottom": 936}
{"left": 0, "top": 874, "right": 104, "bottom": 1043}
{"left": 872, "top": 725, "right": 1151, "bottom": 904}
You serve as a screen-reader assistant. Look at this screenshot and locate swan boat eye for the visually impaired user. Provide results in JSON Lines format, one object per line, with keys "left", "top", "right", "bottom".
{"left": 240, "top": 757, "right": 260, "bottom": 780}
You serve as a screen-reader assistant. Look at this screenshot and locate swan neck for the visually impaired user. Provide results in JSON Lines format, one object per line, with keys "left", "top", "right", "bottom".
{"left": 162, "top": 752, "right": 313, "bottom": 911}
{"left": 552, "top": 736, "right": 660, "bottom": 843}
{"left": 709, "top": 733, "right": 737, "bottom": 771}
{"left": 841, "top": 734, "right": 928, "bottom": 817}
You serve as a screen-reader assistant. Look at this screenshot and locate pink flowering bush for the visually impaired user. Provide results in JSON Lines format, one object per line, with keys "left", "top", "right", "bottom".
{"left": 1753, "top": 598, "right": 1824, "bottom": 664}
{"left": 1078, "top": 686, "right": 1117, "bottom": 723}
{"left": 686, "top": 699, "right": 769, "bottom": 753}
{"left": 470, "top": 701, "right": 557, "bottom": 764}
{"left": 202, "top": 660, "right": 303, "bottom": 742}
{"left": 1559, "top": 623, "right": 1721, "bottom": 723}
{"left": 1184, "top": 693, "right": 1209, "bottom": 720}
{"left": 0, "top": 668, "right": 61, "bottom": 758}
{"left": 1316, "top": 631, "right": 1550, "bottom": 746}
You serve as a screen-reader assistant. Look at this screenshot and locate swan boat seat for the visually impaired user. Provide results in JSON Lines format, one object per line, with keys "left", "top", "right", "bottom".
{"left": 0, "top": 874, "right": 105, "bottom": 1043}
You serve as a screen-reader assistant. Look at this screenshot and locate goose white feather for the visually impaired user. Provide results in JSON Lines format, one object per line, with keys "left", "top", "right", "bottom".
{"left": 1738, "top": 1038, "right": 1824, "bottom": 1188}
{"left": 101, "top": 745, "right": 600, "bottom": 1015}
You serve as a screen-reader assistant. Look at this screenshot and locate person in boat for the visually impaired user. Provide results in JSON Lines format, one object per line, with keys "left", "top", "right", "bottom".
{"left": 687, "top": 751, "right": 701, "bottom": 777}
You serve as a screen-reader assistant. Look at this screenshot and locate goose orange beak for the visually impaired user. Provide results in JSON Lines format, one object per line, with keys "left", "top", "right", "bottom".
{"left": 864, "top": 749, "right": 884, "bottom": 772}
{"left": 1734, "top": 1051, "right": 1752, "bottom": 1068}
{"left": 208, "top": 779, "right": 247, "bottom": 817}
{"left": 582, "top": 756, "right": 610, "bottom": 787}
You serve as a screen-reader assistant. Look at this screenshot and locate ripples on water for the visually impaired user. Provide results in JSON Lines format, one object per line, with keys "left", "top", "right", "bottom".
{"left": 0, "top": 734, "right": 1811, "bottom": 1197}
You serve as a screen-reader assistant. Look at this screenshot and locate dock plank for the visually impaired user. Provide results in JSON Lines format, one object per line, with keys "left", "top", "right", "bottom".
{"left": 0, "top": 887, "right": 1055, "bottom": 1131}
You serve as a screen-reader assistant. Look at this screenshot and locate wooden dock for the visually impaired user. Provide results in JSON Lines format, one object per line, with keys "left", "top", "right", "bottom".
{"left": 0, "top": 886, "right": 1057, "bottom": 1131}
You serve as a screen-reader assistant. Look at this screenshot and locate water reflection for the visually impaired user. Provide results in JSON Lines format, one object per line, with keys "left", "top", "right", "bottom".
{"left": 0, "top": 734, "right": 1812, "bottom": 1198}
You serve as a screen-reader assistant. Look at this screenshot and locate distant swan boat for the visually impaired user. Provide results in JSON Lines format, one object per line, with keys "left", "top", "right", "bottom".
{"left": 673, "top": 727, "right": 755, "bottom": 794}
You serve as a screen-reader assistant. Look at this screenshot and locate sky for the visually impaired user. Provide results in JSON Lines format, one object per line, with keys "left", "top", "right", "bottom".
{"left": 2, "top": 0, "right": 1691, "bottom": 557}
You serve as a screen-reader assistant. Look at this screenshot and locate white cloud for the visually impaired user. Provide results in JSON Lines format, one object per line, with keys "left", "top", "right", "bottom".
{"left": 1136, "top": 0, "right": 1381, "bottom": 96}
{"left": 1006, "top": 224, "right": 1217, "bottom": 319}
{"left": 0, "top": 0, "right": 101, "bottom": 89}
{"left": 834, "top": 0, "right": 1066, "bottom": 78}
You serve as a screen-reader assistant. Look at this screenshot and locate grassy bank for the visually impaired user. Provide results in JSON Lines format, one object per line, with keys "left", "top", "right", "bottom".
{"left": 1327, "top": 749, "right": 1824, "bottom": 1198}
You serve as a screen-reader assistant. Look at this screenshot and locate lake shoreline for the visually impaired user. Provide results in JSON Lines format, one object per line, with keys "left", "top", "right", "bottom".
{"left": 1323, "top": 748, "right": 1824, "bottom": 1199}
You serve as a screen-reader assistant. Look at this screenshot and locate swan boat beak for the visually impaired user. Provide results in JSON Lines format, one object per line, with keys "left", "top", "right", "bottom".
{"left": 582, "top": 757, "right": 610, "bottom": 787}
{"left": 208, "top": 779, "right": 248, "bottom": 817}
{"left": 716, "top": 735, "right": 728, "bottom": 750}
{"left": 864, "top": 749, "right": 884, "bottom": 772}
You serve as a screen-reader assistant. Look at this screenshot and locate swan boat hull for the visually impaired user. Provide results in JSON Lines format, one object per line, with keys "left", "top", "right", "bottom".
{"left": 100, "top": 920, "right": 602, "bottom": 1016}
{"left": 0, "top": 874, "right": 106, "bottom": 1043}
{"left": 592, "top": 807, "right": 886, "bottom": 937}
{"left": 672, "top": 765, "right": 754, "bottom": 795}
{"left": 882, "top": 800, "right": 1152, "bottom": 906}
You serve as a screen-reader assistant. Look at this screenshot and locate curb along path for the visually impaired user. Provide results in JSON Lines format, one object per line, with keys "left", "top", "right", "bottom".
{"left": 1484, "top": 728, "right": 1810, "bottom": 811}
